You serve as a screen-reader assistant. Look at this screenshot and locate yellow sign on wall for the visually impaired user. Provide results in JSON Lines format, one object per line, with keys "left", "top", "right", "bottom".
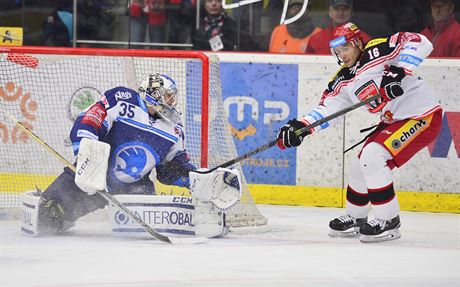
{"left": 0, "top": 27, "right": 23, "bottom": 46}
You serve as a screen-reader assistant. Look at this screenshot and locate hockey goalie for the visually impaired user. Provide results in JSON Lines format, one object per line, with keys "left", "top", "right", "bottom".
{"left": 21, "top": 73, "right": 242, "bottom": 238}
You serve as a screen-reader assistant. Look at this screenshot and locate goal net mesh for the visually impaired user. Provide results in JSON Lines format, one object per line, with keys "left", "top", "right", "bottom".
{"left": 0, "top": 48, "right": 267, "bottom": 228}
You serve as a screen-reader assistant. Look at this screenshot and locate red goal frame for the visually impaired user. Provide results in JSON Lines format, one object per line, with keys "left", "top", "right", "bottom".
{"left": 1, "top": 46, "right": 211, "bottom": 168}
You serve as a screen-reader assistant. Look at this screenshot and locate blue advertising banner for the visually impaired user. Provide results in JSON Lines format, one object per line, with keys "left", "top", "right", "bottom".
{"left": 220, "top": 62, "right": 298, "bottom": 185}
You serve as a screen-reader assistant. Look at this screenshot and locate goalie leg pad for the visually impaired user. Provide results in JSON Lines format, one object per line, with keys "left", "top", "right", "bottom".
{"left": 109, "top": 195, "right": 195, "bottom": 237}
{"left": 108, "top": 195, "right": 228, "bottom": 238}
{"left": 194, "top": 199, "right": 228, "bottom": 238}
{"left": 21, "top": 191, "right": 42, "bottom": 236}
{"left": 21, "top": 190, "right": 75, "bottom": 236}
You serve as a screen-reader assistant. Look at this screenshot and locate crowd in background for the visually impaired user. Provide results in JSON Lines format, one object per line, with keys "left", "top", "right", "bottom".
{"left": 0, "top": 0, "right": 459, "bottom": 57}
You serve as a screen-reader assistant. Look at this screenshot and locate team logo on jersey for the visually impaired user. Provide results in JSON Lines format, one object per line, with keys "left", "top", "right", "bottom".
{"left": 115, "top": 91, "right": 132, "bottom": 100}
{"left": 68, "top": 86, "right": 102, "bottom": 121}
{"left": 354, "top": 80, "right": 381, "bottom": 111}
{"left": 113, "top": 142, "right": 159, "bottom": 183}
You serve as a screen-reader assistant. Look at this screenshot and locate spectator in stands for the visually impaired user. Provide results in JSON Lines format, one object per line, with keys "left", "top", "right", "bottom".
{"left": 269, "top": 0, "right": 321, "bottom": 54}
{"left": 42, "top": 0, "right": 73, "bottom": 46}
{"left": 306, "top": 0, "right": 371, "bottom": 55}
{"left": 192, "top": 0, "right": 259, "bottom": 51}
{"left": 384, "top": 0, "right": 428, "bottom": 35}
{"left": 168, "top": 0, "right": 197, "bottom": 44}
{"left": 128, "top": 0, "right": 166, "bottom": 43}
{"left": 78, "top": 0, "right": 113, "bottom": 46}
{"left": 421, "top": 0, "right": 460, "bottom": 57}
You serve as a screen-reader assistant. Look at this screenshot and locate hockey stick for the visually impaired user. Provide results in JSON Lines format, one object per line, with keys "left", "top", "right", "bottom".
{"left": 197, "top": 93, "right": 381, "bottom": 174}
{"left": 5, "top": 113, "right": 208, "bottom": 245}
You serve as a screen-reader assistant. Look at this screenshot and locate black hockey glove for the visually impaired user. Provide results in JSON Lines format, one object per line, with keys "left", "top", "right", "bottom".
{"left": 276, "top": 119, "right": 311, "bottom": 150}
{"left": 380, "top": 65, "right": 406, "bottom": 102}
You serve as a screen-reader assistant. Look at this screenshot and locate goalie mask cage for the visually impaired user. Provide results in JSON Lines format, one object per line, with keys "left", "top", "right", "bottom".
{"left": 0, "top": 46, "right": 267, "bottom": 228}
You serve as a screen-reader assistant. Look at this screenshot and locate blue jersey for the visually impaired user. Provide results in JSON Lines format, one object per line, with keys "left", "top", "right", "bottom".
{"left": 69, "top": 86, "right": 195, "bottom": 193}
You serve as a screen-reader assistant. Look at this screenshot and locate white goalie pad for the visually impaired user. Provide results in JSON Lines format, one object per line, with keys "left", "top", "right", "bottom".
{"left": 21, "top": 191, "right": 42, "bottom": 236}
{"left": 189, "top": 167, "right": 242, "bottom": 210}
{"left": 194, "top": 199, "right": 228, "bottom": 238}
{"left": 75, "top": 138, "right": 110, "bottom": 195}
{"left": 108, "top": 195, "right": 227, "bottom": 238}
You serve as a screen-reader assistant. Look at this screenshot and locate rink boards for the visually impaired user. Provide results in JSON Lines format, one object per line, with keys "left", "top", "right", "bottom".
{"left": 1, "top": 53, "right": 459, "bottom": 213}
{"left": 218, "top": 54, "right": 460, "bottom": 213}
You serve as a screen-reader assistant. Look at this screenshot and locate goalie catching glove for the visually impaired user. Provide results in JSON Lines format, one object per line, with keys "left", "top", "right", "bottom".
{"left": 189, "top": 168, "right": 242, "bottom": 211}
{"left": 74, "top": 138, "right": 111, "bottom": 195}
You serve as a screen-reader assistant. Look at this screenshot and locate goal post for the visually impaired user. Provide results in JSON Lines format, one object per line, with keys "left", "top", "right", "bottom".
{"left": 0, "top": 46, "right": 267, "bottom": 228}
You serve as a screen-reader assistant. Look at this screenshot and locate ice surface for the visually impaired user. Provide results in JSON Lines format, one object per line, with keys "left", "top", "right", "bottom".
{"left": 1, "top": 205, "right": 459, "bottom": 287}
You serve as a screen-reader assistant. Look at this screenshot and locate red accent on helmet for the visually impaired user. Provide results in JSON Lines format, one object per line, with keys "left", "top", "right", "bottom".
{"left": 332, "top": 22, "right": 362, "bottom": 44}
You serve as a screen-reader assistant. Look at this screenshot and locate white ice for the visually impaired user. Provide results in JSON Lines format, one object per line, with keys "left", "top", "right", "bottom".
{"left": 1, "top": 205, "right": 459, "bottom": 287}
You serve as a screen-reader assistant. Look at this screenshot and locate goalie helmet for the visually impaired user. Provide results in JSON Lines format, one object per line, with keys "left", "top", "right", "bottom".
{"left": 329, "top": 22, "right": 363, "bottom": 66}
{"left": 138, "top": 73, "right": 180, "bottom": 121}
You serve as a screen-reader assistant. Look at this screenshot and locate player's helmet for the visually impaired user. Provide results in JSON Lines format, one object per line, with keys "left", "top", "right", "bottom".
{"left": 138, "top": 73, "right": 179, "bottom": 121}
{"left": 329, "top": 22, "right": 363, "bottom": 65}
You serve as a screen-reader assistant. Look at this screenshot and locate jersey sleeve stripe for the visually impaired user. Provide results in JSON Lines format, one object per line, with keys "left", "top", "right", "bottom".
{"left": 118, "top": 118, "right": 179, "bottom": 143}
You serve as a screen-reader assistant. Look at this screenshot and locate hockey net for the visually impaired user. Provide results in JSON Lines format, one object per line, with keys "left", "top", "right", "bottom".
{"left": 0, "top": 47, "right": 267, "bottom": 228}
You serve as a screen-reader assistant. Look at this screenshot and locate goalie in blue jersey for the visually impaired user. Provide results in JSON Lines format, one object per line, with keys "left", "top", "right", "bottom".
{"left": 21, "top": 73, "right": 242, "bottom": 237}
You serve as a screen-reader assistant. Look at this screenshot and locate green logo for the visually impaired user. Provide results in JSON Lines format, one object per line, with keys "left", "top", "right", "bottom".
{"left": 68, "top": 87, "right": 102, "bottom": 121}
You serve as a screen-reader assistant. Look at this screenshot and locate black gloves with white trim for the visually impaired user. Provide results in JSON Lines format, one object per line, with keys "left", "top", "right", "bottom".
{"left": 380, "top": 65, "right": 406, "bottom": 102}
{"left": 276, "top": 119, "right": 311, "bottom": 150}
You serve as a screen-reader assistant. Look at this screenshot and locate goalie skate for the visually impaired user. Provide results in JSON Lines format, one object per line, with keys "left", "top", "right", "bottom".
{"left": 328, "top": 215, "right": 367, "bottom": 238}
{"left": 22, "top": 189, "right": 75, "bottom": 236}
{"left": 359, "top": 216, "right": 401, "bottom": 243}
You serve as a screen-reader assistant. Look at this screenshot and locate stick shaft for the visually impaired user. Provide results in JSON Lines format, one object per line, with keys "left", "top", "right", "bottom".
{"left": 204, "top": 94, "right": 380, "bottom": 173}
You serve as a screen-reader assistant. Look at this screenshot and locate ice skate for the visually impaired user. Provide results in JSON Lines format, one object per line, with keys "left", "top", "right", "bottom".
{"left": 359, "top": 216, "right": 401, "bottom": 243}
{"left": 38, "top": 199, "right": 75, "bottom": 235}
{"left": 329, "top": 215, "right": 367, "bottom": 238}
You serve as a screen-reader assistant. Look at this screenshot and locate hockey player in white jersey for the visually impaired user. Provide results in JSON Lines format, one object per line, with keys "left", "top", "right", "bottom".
{"left": 277, "top": 23, "right": 442, "bottom": 242}
{"left": 22, "top": 73, "right": 241, "bottom": 237}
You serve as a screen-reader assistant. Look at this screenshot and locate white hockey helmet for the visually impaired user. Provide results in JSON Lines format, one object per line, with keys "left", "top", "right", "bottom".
{"left": 138, "top": 73, "right": 179, "bottom": 121}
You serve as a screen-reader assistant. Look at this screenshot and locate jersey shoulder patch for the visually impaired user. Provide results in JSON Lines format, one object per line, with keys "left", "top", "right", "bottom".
{"left": 103, "top": 86, "right": 140, "bottom": 109}
{"left": 365, "top": 38, "right": 387, "bottom": 49}
{"left": 327, "top": 65, "right": 355, "bottom": 92}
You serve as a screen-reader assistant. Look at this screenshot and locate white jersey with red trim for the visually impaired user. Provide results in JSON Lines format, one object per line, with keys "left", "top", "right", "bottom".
{"left": 301, "top": 32, "right": 442, "bottom": 132}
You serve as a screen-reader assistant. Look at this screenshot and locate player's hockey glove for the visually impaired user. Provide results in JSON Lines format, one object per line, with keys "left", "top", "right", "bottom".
{"left": 380, "top": 65, "right": 406, "bottom": 102}
{"left": 276, "top": 119, "right": 311, "bottom": 150}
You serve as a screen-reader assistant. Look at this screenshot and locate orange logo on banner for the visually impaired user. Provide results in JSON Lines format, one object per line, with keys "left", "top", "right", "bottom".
{"left": 0, "top": 81, "right": 38, "bottom": 143}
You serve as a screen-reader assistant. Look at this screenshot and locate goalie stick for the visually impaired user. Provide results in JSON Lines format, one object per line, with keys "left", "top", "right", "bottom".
{"left": 5, "top": 113, "right": 208, "bottom": 245}
{"left": 196, "top": 93, "right": 382, "bottom": 174}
